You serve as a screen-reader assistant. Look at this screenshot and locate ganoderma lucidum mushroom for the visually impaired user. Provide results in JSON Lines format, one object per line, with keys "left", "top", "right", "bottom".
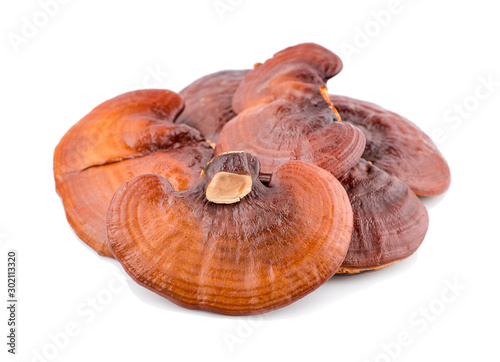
{"left": 217, "top": 43, "right": 366, "bottom": 180}
{"left": 232, "top": 43, "right": 343, "bottom": 112}
{"left": 217, "top": 96, "right": 366, "bottom": 180}
{"left": 52, "top": 42, "right": 450, "bottom": 316}
{"left": 330, "top": 95, "right": 451, "bottom": 196}
{"left": 337, "top": 159, "right": 429, "bottom": 274}
{"left": 54, "top": 89, "right": 213, "bottom": 257}
{"left": 176, "top": 70, "right": 249, "bottom": 145}
{"left": 106, "top": 152, "right": 353, "bottom": 315}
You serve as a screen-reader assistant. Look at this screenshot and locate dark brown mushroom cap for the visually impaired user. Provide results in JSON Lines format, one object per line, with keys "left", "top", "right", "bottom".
{"left": 337, "top": 159, "right": 429, "bottom": 274}
{"left": 177, "top": 70, "right": 250, "bottom": 143}
{"left": 216, "top": 96, "right": 365, "bottom": 179}
{"left": 106, "top": 152, "right": 353, "bottom": 315}
{"left": 232, "top": 43, "right": 343, "bottom": 113}
{"left": 54, "top": 89, "right": 214, "bottom": 257}
{"left": 330, "top": 94, "right": 451, "bottom": 196}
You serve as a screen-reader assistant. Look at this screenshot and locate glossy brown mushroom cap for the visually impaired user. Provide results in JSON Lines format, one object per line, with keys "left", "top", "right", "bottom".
{"left": 217, "top": 96, "right": 366, "bottom": 179}
{"left": 107, "top": 152, "right": 353, "bottom": 315}
{"left": 177, "top": 70, "right": 249, "bottom": 144}
{"left": 337, "top": 159, "right": 429, "bottom": 274}
{"left": 54, "top": 89, "right": 214, "bottom": 256}
{"left": 233, "top": 43, "right": 343, "bottom": 112}
{"left": 330, "top": 94, "right": 451, "bottom": 196}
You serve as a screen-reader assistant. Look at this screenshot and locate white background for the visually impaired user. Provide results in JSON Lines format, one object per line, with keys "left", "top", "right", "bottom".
{"left": 1, "top": 1, "right": 499, "bottom": 361}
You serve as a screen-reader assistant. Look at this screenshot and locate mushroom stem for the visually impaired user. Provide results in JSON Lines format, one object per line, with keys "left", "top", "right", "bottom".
{"left": 202, "top": 152, "right": 260, "bottom": 204}
{"left": 206, "top": 172, "right": 252, "bottom": 204}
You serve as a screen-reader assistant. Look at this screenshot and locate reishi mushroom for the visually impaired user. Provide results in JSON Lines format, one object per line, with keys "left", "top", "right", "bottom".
{"left": 54, "top": 89, "right": 213, "bottom": 256}
{"left": 217, "top": 43, "right": 366, "bottom": 180}
{"left": 330, "top": 94, "right": 451, "bottom": 196}
{"left": 176, "top": 70, "right": 249, "bottom": 145}
{"left": 217, "top": 96, "right": 366, "bottom": 179}
{"left": 106, "top": 152, "right": 353, "bottom": 315}
{"left": 232, "top": 43, "right": 343, "bottom": 112}
{"left": 337, "top": 160, "right": 429, "bottom": 274}
{"left": 53, "top": 42, "right": 450, "bottom": 315}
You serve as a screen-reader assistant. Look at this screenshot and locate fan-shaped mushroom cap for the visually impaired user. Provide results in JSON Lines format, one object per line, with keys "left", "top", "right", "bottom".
{"left": 106, "top": 152, "right": 353, "bottom": 315}
{"left": 330, "top": 95, "right": 451, "bottom": 196}
{"left": 217, "top": 97, "right": 365, "bottom": 179}
{"left": 177, "top": 70, "right": 249, "bottom": 144}
{"left": 337, "top": 159, "right": 429, "bottom": 274}
{"left": 233, "top": 43, "right": 343, "bottom": 112}
{"left": 216, "top": 44, "right": 362, "bottom": 179}
{"left": 54, "top": 89, "right": 213, "bottom": 257}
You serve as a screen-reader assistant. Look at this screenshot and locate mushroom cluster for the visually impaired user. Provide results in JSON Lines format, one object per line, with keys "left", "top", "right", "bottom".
{"left": 54, "top": 43, "right": 450, "bottom": 315}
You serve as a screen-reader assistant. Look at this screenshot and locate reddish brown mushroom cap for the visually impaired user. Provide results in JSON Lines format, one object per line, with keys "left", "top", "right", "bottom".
{"left": 216, "top": 44, "right": 363, "bottom": 179}
{"left": 217, "top": 96, "right": 365, "bottom": 179}
{"left": 106, "top": 152, "right": 353, "bottom": 315}
{"left": 177, "top": 70, "right": 249, "bottom": 144}
{"left": 54, "top": 89, "right": 214, "bottom": 257}
{"left": 337, "top": 159, "right": 429, "bottom": 274}
{"left": 330, "top": 94, "right": 451, "bottom": 196}
{"left": 233, "top": 43, "right": 343, "bottom": 113}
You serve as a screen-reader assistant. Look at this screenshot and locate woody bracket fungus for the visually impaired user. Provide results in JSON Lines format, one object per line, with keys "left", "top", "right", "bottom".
{"left": 338, "top": 160, "right": 429, "bottom": 274}
{"left": 177, "top": 70, "right": 250, "bottom": 146}
{"left": 217, "top": 43, "right": 366, "bottom": 180}
{"left": 106, "top": 152, "right": 353, "bottom": 315}
{"left": 54, "top": 90, "right": 214, "bottom": 257}
{"left": 329, "top": 95, "right": 451, "bottom": 196}
{"left": 232, "top": 43, "right": 344, "bottom": 112}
